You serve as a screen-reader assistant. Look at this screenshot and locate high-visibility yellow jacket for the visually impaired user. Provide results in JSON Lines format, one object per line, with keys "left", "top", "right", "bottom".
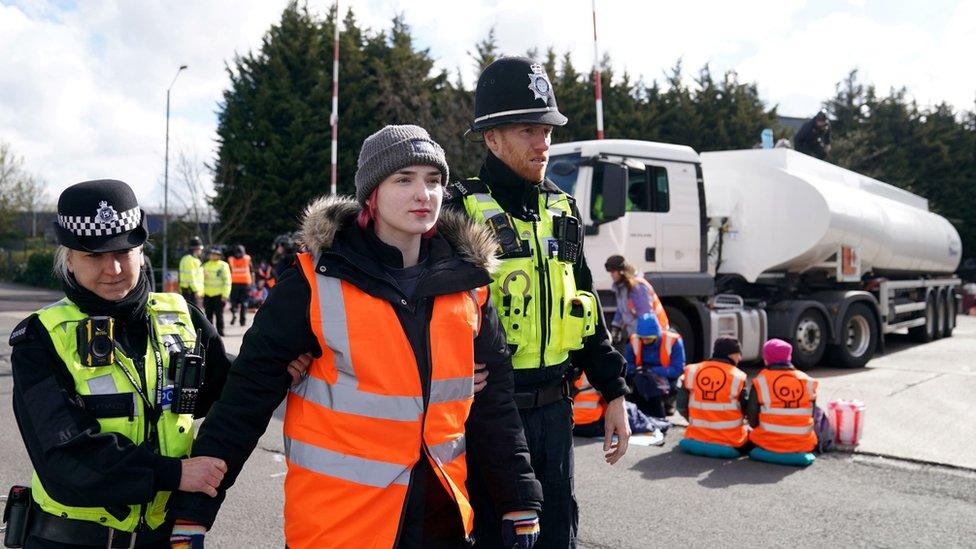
{"left": 179, "top": 254, "right": 204, "bottom": 296}
{"left": 203, "top": 260, "right": 231, "bottom": 299}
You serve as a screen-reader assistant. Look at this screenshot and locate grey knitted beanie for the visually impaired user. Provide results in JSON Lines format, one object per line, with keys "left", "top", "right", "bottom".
{"left": 354, "top": 125, "right": 449, "bottom": 206}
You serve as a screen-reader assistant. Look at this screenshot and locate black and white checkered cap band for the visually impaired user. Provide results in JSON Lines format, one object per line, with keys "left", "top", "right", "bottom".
{"left": 58, "top": 206, "right": 141, "bottom": 237}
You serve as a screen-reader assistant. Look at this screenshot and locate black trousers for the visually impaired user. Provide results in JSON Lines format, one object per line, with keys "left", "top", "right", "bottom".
{"left": 470, "top": 398, "right": 576, "bottom": 549}
{"left": 229, "top": 284, "right": 249, "bottom": 324}
{"left": 203, "top": 295, "right": 225, "bottom": 335}
{"left": 180, "top": 287, "right": 200, "bottom": 309}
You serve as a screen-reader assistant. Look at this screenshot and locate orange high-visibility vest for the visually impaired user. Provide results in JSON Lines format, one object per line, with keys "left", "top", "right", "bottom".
{"left": 749, "top": 368, "right": 819, "bottom": 453}
{"left": 228, "top": 255, "right": 253, "bottom": 285}
{"left": 633, "top": 277, "right": 669, "bottom": 332}
{"left": 572, "top": 373, "right": 606, "bottom": 426}
{"left": 285, "top": 253, "right": 483, "bottom": 548}
{"left": 681, "top": 360, "right": 748, "bottom": 447}
{"left": 630, "top": 330, "right": 679, "bottom": 368}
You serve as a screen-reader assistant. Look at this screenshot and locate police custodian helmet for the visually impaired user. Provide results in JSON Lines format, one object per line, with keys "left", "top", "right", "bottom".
{"left": 54, "top": 179, "right": 148, "bottom": 253}
{"left": 468, "top": 56, "right": 568, "bottom": 138}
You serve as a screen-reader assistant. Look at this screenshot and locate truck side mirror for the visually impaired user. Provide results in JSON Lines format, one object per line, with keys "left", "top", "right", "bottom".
{"left": 600, "top": 163, "right": 627, "bottom": 222}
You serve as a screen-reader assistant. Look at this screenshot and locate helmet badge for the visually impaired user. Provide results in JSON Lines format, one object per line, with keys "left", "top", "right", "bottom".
{"left": 95, "top": 201, "right": 119, "bottom": 224}
{"left": 527, "top": 63, "right": 552, "bottom": 102}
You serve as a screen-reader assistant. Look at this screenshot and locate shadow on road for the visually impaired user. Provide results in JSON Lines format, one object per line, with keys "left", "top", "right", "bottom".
{"left": 631, "top": 446, "right": 803, "bottom": 487}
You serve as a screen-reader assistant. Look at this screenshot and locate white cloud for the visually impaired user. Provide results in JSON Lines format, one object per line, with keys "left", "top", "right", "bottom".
{"left": 1, "top": 0, "right": 973, "bottom": 210}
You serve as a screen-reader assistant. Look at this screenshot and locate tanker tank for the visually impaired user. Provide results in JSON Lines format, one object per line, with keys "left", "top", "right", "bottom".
{"left": 700, "top": 149, "right": 962, "bottom": 283}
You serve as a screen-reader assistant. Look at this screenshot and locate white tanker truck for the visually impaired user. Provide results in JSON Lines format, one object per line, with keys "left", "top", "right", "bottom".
{"left": 546, "top": 140, "right": 962, "bottom": 368}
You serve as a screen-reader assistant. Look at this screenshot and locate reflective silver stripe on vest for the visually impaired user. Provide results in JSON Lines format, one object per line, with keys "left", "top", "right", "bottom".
{"left": 689, "top": 418, "right": 744, "bottom": 430}
{"left": 574, "top": 400, "right": 600, "bottom": 409}
{"left": 763, "top": 406, "right": 813, "bottom": 416}
{"left": 472, "top": 193, "right": 502, "bottom": 219}
{"left": 729, "top": 372, "right": 745, "bottom": 402}
{"left": 755, "top": 373, "right": 772, "bottom": 405}
{"left": 428, "top": 435, "right": 466, "bottom": 466}
{"left": 688, "top": 398, "right": 740, "bottom": 411}
{"left": 87, "top": 374, "right": 118, "bottom": 395}
{"left": 429, "top": 377, "right": 474, "bottom": 404}
{"left": 684, "top": 363, "right": 700, "bottom": 391}
{"left": 284, "top": 437, "right": 411, "bottom": 488}
{"left": 298, "top": 271, "right": 423, "bottom": 421}
{"left": 758, "top": 422, "right": 813, "bottom": 435}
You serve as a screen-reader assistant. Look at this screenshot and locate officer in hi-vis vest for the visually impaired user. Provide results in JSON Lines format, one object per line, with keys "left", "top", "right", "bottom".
{"left": 445, "top": 57, "right": 631, "bottom": 548}
{"left": 7, "top": 179, "right": 233, "bottom": 548}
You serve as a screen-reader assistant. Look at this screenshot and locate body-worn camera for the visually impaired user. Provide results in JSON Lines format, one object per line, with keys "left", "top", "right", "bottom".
{"left": 76, "top": 316, "right": 115, "bottom": 367}
{"left": 170, "top": 330, "right": 205, "bottom": 414}
{"left": 553, "top": 212, "right": 583, "bottom": 264}
{"left": 486, "top": 213, "right": 530, "bottom": 258}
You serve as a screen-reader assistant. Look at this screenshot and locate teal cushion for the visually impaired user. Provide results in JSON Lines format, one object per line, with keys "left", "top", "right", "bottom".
{"left": 679, "top": 438, "right": 741, "bottom": 459}
{"left": 749, "top": 447, "right": 815, "bottom": 466}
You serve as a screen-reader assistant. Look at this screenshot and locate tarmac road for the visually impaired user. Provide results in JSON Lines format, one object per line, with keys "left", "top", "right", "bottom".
{"left": 2, "top": 282, "right": 975, "bottom": 547}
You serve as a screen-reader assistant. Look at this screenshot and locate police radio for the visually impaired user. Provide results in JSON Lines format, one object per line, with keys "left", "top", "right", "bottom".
{"left": 553, "top": 212, "right": 582, "bottom": 264}
{"left": 76, "top": 316, "right": 115, "bottom": 367}
{"left": 171, "top": 330, "right": 205, "bottom": 414}
{"left": 486, "top": 212, "right": 530, "bottom": 258}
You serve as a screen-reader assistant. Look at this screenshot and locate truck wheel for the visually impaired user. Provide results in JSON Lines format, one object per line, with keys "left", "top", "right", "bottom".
{"left": 826, "top": 303, "right": 877, "bottom": 368}
{"left": 934, "top": 290, "right": 947, "bottom": 340}
{"left": 908, "top": 296, "right": 936, "bottom": 343}
{"left": 792, "top": 309, "right": 827, "bottom": 369}
{"left": 942, "top": 290, "right": 955, "bottom": 338}
{"left": 664, "top": 306, "right": 698, "bottom": 363}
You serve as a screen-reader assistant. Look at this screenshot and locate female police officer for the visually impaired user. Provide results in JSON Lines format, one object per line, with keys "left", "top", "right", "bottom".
{"left": 8, "top": 179, "right": 231, "bottom": 548}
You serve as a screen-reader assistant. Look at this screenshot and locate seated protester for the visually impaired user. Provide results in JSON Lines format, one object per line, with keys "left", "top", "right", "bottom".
{"left": 746, "top": 339, "right": 819, "bottom": 464}
{"left": 248, "top": 278, "right": 269, "bottom": 309}
{"left": 572, "top": 372, "right": 670, "bottom": 439}
{"left": 624, "top": 313, "right": 685, "bottom": 418}
{"left": 677, "top": 337, "right": 750, "bottom": 457}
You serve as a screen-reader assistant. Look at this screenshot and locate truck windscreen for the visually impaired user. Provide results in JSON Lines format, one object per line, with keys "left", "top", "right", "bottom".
{"left": 546, "top": 153, "right": 582, "bottom": 194}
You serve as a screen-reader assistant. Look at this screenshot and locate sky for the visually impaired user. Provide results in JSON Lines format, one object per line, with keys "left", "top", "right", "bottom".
{"left": 1, "top": 0, "right": 974, "bottom": 210}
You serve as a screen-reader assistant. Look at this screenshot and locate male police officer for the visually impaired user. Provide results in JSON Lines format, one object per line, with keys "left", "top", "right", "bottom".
{"left": 445, "top": 56, "right": 631, "bottom": 548}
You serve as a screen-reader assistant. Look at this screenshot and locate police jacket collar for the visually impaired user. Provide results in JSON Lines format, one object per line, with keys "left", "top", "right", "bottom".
{"left": 299, "top": 195, "right": 497, "bottom": 299}
{"left": 479, "top": 152, "right": 561, "bottom": 221}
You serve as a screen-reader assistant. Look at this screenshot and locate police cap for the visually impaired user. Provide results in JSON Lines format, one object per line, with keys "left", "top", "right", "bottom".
{"left": 54, "top": 179, "right": 148, "bottom": 253}
{"left": 469, "top": 56, "right": 568, "bottom": 138}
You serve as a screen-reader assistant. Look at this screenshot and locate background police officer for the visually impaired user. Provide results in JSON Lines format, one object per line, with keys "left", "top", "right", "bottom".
{"left": 179, "top": 236, "right": 205, "bottom": 308}
{"left": 445, "top": 57, "right": 631, "bottom": 548}
{"left": 8, "top": 179, "right": 230, "bottom": 548}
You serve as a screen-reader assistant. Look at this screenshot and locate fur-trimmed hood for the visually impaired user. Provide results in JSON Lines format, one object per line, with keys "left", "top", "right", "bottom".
{"left": 298, "top": 194, "right": 498, "bottom": 274}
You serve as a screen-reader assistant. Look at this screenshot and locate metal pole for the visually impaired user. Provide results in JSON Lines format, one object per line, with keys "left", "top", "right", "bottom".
{"left": 330, "top": 0, "right": 340, "bottom": 196}
{"left": 162, "top": 65, "right": 187, "bottom": 290}
{"left": 592, "top": 0, "right": 604, "bottom": 140}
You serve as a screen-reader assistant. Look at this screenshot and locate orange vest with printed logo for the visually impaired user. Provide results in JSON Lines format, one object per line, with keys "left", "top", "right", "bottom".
{"left": 680, "top": 360, "right": 748, "bottom": 447}
{"left": 748, "top": 368, "right": 818, "bottom": 453}
{"left": 228, "top": 255, "right": 252, "bottom": 284}
{"left": 572, "top": 373, "right": 606, "bottom": 426}
{"left": 284, "top": 253, "right": 484, "bottom": 548}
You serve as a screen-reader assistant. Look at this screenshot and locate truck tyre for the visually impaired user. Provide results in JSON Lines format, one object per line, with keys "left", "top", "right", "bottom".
{"left": 908, "top": 295, "right": 936, "bottom": 343}
{"left": 791, "top": 308, "right": 827, "bottom": 369}
{"left": 826, "top": 303, "right": 877, "bottom": 368}
{"left": 942, "top": 290, "right": 955, "bottom": 338}
{"left": 664, "top": 306, "right": 698, "bottom": 363}
{"left": 934, "top": 290, "right": 947, "bottom": 340}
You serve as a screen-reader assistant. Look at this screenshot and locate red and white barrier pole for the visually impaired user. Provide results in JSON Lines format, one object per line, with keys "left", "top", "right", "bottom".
{"left": 330, "top": 0, "right": 340, "bottom": 195}
{"left": 592, "top": 0, "right": 604, "bottom": 140}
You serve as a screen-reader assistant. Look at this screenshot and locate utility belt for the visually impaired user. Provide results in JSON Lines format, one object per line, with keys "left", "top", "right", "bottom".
{"left": 513, "top": 379, "right": 572, "bottom": 409}
{"left": 29, "top": 508, "right": 171, "bottom": 548}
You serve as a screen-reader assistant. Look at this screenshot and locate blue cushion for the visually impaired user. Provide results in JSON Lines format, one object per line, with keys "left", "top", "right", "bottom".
{"left": 679, "top": 438, "right": 741, "bottom": 459}
{"left": 749, "top": 447, "right": 815, "bottom": 467}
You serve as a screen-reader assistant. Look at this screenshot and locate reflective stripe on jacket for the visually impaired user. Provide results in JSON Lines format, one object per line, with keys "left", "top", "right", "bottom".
{"left": 284, "top": 252, "right": 483, "bottom": 548}
{"left": 228, "top": 255, "right": 253, "bottom": 285}
{"left": 202, "top": 260, "right": 231, "bottom": 298}
{"left": 681, "top": 360, "right": 748, "bottom": 447}
{"left": 460, "top": 180, "right": 597, "bottom": 369}
{"left": 178, "top": 254, "right": 203, "bottom": 294}
{"left": 748, "top": 367, "right": 818, "bottom": 453}
{"left": 31, "top": 294, "right": 195, "bottom": 532}
{"left": 572, "top": 373, "right": 606, "bottom": 426}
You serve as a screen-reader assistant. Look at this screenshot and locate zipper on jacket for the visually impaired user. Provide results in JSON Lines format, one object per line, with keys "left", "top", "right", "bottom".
{"left": 531, "top": 218, "right": 549, "bottom": 368}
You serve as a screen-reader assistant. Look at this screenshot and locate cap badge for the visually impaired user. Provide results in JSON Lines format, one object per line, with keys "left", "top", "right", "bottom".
{"left": 527, "top": 63, "right": 552, "bottom": 102}
{"left": 96, "top": 201, "right": 119, "bottom": 224}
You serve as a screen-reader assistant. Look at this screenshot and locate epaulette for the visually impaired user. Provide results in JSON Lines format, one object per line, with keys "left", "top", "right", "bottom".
{"left": 446, "top": 178, "right": 489, "bottom": 200}
{"left": 8, "top": 314, "right": 36, "bottom": 346}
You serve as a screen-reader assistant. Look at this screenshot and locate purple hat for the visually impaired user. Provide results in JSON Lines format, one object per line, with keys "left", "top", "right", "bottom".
{"left": 762, "top": 338, "right": 793, "bottom": 365}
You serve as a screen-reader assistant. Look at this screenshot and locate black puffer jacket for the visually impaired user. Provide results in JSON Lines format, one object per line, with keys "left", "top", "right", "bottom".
{"left": 168, "top": 196, "right": 543, "bottom": 537}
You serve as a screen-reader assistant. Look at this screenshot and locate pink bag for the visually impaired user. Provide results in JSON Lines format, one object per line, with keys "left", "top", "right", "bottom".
{"left": 828, "top": 399, "right": 865, "bottom": 447}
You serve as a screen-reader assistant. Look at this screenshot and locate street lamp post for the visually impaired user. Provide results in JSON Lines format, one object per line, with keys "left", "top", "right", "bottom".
{"left": 162, "top": 64, "right": 187, "bottom": 290}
